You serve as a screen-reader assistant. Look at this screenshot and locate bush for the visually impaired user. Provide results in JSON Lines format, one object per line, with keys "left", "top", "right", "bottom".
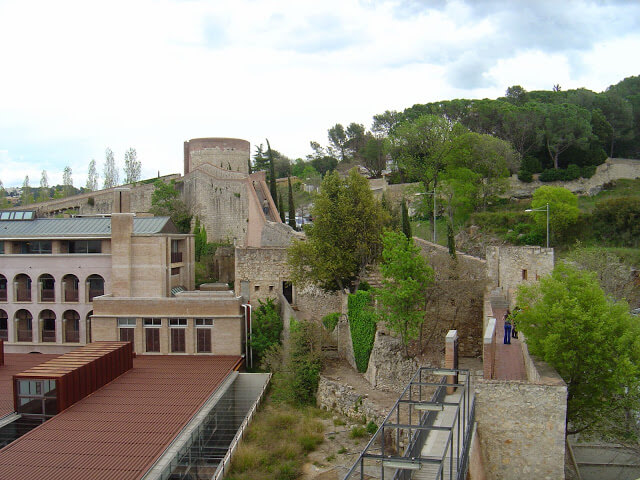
{"left": 366, "top": 421, "right": 378, "bottom": 435}
{"left": 581, "top": 165, "right": 597, "bottom": 178}
{"left": 565, "top": 164, "right": 582, "bottom": 181}
{"left": 348, "top": 291, "right": 377, "bottom": 373}
{"left": 350, "top": 426, "right": 368, "bottom": 438}
{"left": 517, "top": 169, "right": 533, "bottom": 183}
{"left": 593, "top": 196, "right": 640, "bottom": 247}
{"left": 250, "top": 298, "right": 282, "bottom": 366}
{"left": 322, "top": 312, "right": 340, "bottom": 332}
{"left": 539, "top": 168, "right": 565, "bottom": 182}
{"left": 521, "top": 155, "right": 543, "bottom": 174}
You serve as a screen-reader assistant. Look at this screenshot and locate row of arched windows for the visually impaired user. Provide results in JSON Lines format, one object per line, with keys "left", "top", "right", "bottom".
{"left": 0, "top": 273, "right": 104, "bottom": 303}
{"left": 0, "top": 308, "right": 90, "bottom": 344}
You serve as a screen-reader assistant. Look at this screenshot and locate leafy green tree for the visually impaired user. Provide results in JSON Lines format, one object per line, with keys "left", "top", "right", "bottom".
{"left": 278, "top": 191, "right": 285, "bottom": 222}
{"left": 38, "top": 170, "right": 49, "bottom": 202}
{"left": 372, "top": 109, "right": 401, "bottom": 136}
{"left": 439, "top": 167, "right": 480, "bottom": 223}
{"left": 288, "top": 169, "right": 387, "bottom": 292}
{"left": 516, "top": 263, "right": 640, "bottom": 440}
{"left": 592, "top": 196, "right": 640, "bottom": 247}
{"left": 446, "top": 220, "right": 456, "bottom": 259}
{"left": 595, "top": 91, "right": 633, "bottom": 157}
{"left": 149, "top": 179, "right": 192, "bottom": 233}
{"left": 250, "top": 298, "right": 283, "bottom": 367}
{"left": 361, "top": 136, "right": 387, "bottom": 178}
{"left": 328, "top": 124, "right": 348, "bottom": 162}
{"left": 391, "top": 114, "right": 464, "bottom": 192}
{"left": 543, "top": 103, "right": 592, "bottom": 169}
{"left": 531, "top": 186, "right": 580, "bottom": 243}
{"left": 252, "top": 143, "right": 269, "bottom": 172}
{"left": 287, "top": 176, "right": 296, "bottom": 230}
{"left": 345, "top": 122, "right": 367, "bottom": 159}
{"left": 401, "top": 198, "right": 411, "bottom": 239}
{"left": 375, "top": 231, "right": 434, "bottom": 357}
{"left": 0, "top": 180, "right": 9, "bottom": 209}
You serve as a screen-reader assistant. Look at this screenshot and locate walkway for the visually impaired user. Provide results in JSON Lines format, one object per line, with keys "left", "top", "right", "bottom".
{"left": 491, "top": 301, "right": 527, "bottom": 381}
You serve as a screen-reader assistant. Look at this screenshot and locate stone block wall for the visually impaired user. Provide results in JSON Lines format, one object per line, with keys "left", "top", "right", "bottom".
{"left": 295, "top": 285, "right": 342, "bottom": 322}
{"left": 184, "top": 138, "right": 250, "bottom": 175}
{"left": 235, "top": 246, "right": 291, "bottom": 303}
{"left": 317, "top": 376, "right": 388, "bottom": 423}
{"left": 486, "top": 246, "right": 554, "bottom": 306}
{"left": 364, "top": 332, "right": 420, "bottom": 393}
{"left": 474, "top": 380, "right": 567, "bottom": 479}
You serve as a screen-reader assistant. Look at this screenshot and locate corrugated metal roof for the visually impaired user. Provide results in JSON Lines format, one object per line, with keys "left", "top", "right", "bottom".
{"left": 0, "top": 354, "right": 59, "bottom": 418}
{"left": 0, "top": 355, "right": 242, "bottom": 480}
{"left": 0, "top": 217, "right": 173, "bottom": 238}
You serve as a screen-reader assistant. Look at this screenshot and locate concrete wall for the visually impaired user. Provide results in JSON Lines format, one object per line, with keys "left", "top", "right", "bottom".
{"left": 486, "top": 246, "right": 554, "bottom": 306}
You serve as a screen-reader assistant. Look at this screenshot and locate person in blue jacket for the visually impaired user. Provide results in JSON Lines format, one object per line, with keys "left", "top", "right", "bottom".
{"left": 503, "top": 311, "right": 512, "bottom": 345}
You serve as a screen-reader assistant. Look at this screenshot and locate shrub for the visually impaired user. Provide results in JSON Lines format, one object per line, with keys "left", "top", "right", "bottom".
{"left": 322, "top": 312, "right": 340, "bottom": 332}
{"left": 366, "top": 421, "right": 378, "bottom": 435}
{"left": 521, "top": 155, "right": 543, "bottom": 174}
{"left": 517, "top": 169, "right": 533, "bottom": 183}
{"left": 593, "top": 196, "right": 640, "bottom": 247}
{"left": 350, "top": 426, "right": 368, "bottom": 438}
{"left": 348, "top": 291, "right": 377, "bottom": 373}
{"left": 565, "top": 164, "right": 582, "bottom": 181}
{"left": 581, "top": 165, "right": 597, "bottom": 178}
{"left": 539, "top": 168, "right": 564, "bottom": 182}
{"left": 250, "top": 298, "right": 282, "bottom": 366}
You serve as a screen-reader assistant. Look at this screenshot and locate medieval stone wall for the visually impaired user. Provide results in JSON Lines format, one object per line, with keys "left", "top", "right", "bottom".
{"left": 414, "top": 238, "right": 486, "bottom": 357}
{"left": 317, "top": 376, "right": 387, "bottom": 423}
{"left": 235, "top": 246, "right": 291, "bottom": 303}
{"left": 184, "top": 138, "right": 250, "bottom": 175}
{"left": 486, "top": 246, "right": 554, "bottom": 306}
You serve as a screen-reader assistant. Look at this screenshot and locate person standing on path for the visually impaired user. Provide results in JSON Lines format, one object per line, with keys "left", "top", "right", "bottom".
{"left": 263, "top": 198, "right": 269, "bottom": 215}
{"left": 503, "top": 314, "right": 512, "bottom": 344}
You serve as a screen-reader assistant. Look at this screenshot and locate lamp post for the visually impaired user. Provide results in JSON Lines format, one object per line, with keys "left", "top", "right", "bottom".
{"left": 525, "top": 203, "right": 550, "bottom": 248}
{"left": 415, "top": 190, "right": 437, "bottom": 243}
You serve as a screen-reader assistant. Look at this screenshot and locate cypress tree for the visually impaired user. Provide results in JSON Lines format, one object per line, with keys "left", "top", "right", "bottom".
{"left": 447, "top": 220, "right": 457, "bottom": 260}
{"left": 278, "top": 192, "right": 285, "bottom": 222}
{"left": 401, "top": 198, "right": 412, "bottom": 239}
{"left": 266, "top": 139, "right": 277, "bottom": 210}
{"left": 288, "top": 176, "right": 296, "bottom": 230}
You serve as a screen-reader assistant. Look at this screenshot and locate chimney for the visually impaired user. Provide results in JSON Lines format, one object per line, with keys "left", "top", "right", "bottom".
{"left": 113, "top": 187, "right": 131, "bottom": 214}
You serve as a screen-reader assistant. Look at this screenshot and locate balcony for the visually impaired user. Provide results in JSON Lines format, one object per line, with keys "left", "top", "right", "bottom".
{"left": 16, "top": 288, "right": 31, "bottom": 302}
{"left": 64, "top": 290, "right": 79, "bottom": 303}
{"left": 17, "top": 329, "right": 32, "bottom": 342}
{"left": 41, "top": 289, "right": 55, "bottom": 302}
{"left": 42, "top": 330, "right": 56, "bottom": 342}
{"left": 171, "top": 251, "right": 183, "bottom": 263}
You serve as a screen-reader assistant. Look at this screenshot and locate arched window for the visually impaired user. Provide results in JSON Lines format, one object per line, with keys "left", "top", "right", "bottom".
{"left": 40, "top": 309, "right": 56, "bottom": 343}
{"left": 63, "top": 310, "right": 80, "bottom": 343}
{"left": 0, "top": 275, "right": 7, "bottom": 302}
{"left": 62, "top": 274, "right": 79, "bottom": 303}
{"left": 38, "top": 274, "right": 55, "bottom": 302}
{"left": 86, "top": 274, "right": 104, "bottom": 301}
{"left": 86, "top": 311, "right": 93, "bottom": 344}
{"left": 0, "top": 309, "right": 7, "bottom": 341}
{"left": 15, "top": 309, "right": 33, "bottom": 342}
{"left": 14, "top": 274, "right": 32, "bottom": 302}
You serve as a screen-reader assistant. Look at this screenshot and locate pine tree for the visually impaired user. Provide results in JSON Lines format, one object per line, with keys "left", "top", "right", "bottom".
{"left": 288, "top": 176, "right": 296, "bottom": 230}
{"left": 86, "top": 159, "right": 98, "bottom": 191}
{"left": 123, "top": 148, "right": 141, "bottom": 184}
{"left": 401, "top": 198, "right": 412, "bottom": 239}
{"left": 103, "top": 148, "right": 119, "bottom": 188}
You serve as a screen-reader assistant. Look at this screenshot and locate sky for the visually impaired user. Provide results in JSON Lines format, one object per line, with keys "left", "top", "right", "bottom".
{"left": 1, "top": 0, "right": 639, "bottom": 188}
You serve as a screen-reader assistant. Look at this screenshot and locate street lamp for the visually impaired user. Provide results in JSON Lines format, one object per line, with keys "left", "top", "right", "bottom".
{"left": 415, "top": 190, "right": 437, "bottom": 243}
{"left": 525, "top": 203, "right": 550, "bottom": 248}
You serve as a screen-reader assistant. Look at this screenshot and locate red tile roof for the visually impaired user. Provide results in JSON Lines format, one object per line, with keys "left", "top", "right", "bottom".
{"left": 0, "top": 353, "right": 58, "bottom": 418}
{"left": 0, "top": 355, "right": 242, "bottom": 480}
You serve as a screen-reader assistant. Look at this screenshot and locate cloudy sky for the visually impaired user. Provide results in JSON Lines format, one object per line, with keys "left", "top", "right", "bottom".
{"left": 1, "top": 0, "right": 639, "bottom": 187}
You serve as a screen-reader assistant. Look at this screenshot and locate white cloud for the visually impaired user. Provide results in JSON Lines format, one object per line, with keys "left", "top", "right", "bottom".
{"left": 0, "top": 0, "right": 638, "bottom": 186}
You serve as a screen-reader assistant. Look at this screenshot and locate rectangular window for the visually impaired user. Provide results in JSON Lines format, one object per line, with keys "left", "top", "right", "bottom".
{"left": 0, "top": 241, "right": 4, "bottom": 254}
{"left": 171, "top": 328, "right": 186, "bottom": 353}
{"left": 68, "top": 240, "right": 102, "bottom": 254}
{"left": 16, "top": 241, "right": 52, "bottom": 254}
{"left": 143, "top": 318, "right": 162, "bottom": 327}
{"left": 195, "top": 318, "right": 214, "bottom": 327}
{"left": 197, "top": 328, "right": 212, "bottom": 353}
{"left": 171, "top": 267, "right": 180, "bottom": 276}
{"left": 169, "top": 318, "right": 187, "bottom": 327}
{"left": 118, "top": 317, "right": 137, "bottom": 327}
{"left": 145, "top": 328, "right": 160, "bottom": 352}
{"left": 522, "top": 269, "right": 528, "bottom": 280}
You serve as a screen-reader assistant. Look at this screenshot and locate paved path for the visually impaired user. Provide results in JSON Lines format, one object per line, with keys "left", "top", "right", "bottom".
{"left": 491, "top": 305, "right": 527, "bottom": 381}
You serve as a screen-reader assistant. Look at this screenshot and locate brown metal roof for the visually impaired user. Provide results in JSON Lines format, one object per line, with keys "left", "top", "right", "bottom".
{"left": 0, "top": 353, "right": 58, "bottom": 418}
{"left": 0, "top": 355, "right": 242, "bottom": 480}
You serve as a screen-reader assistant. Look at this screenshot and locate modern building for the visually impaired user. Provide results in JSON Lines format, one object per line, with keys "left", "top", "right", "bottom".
{"left": 0, "top": 188, "right": 247, "bottom": 357}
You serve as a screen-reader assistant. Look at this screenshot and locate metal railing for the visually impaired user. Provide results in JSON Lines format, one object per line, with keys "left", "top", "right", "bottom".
{"left": 344, "top": 367, "right": 476, "bottom": 480}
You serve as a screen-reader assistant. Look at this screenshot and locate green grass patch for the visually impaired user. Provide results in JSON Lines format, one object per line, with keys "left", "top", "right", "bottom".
{"left": 226, "top": 401, "right": 325, "bottom": 480}
{"left": 349, "top": 426, "right": 368, "bottom": 438}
